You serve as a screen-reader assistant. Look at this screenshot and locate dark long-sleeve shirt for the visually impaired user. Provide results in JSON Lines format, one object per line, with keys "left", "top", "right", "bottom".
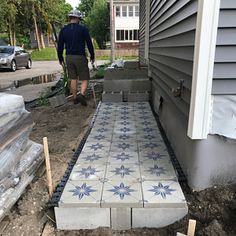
{"left": 57, "top": 23, "right": 95, "bottom": 63}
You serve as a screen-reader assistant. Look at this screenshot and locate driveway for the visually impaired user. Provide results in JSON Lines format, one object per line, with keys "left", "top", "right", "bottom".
{"left": 0, "top": 61, "right": 61, "bottom": 88}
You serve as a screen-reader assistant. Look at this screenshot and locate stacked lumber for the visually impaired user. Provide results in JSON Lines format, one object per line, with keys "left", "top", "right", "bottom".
{"left": 0, "top": 93, "right": 43, "bottom": 221}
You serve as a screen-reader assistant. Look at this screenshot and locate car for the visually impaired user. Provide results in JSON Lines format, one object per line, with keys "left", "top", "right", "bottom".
{"left": 0, "top": 46, "right": 32, "bottom": 72}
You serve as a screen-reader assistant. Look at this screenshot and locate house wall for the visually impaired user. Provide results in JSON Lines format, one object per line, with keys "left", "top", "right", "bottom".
{"left": 210, "top": 0, "right": 236, "bottom": 139}
{"left": 141, "top": 0, "right": 236, "bottom": 190}
{"left": 139, "top": 0, "right": 145, "bottom": 65}
{"left": 149, "top": 0, "right": 198, "bottom": 119}
{"left": 212, "top": 0, "right": 236, "bottom": 95}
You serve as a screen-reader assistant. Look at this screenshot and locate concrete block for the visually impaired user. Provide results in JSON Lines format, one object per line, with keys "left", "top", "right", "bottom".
{"left": 102, "top": 91, "right": 123, "bottom": 102}
{"left": 111, "top": 208, "right": 131, "bottom": 230}
{"left": 55, "top": 207, "right": 110, "bottom": 230}
{"left": 124, "top": 61, "right": 139, "bottom": 69}
{"left": 132, "top": 207, "right": 188, "bottom": 228}
{"left": 49, "top": 94, "right": 66, "bottom": 107}
{"left": 128, "top": 91, "right": 149, "bottom": 102}
{"left": 104, "top": 79, "right": 151, "bottom": 93}
{"left": 104, "top": 68, "right": 148, "bottom": 80}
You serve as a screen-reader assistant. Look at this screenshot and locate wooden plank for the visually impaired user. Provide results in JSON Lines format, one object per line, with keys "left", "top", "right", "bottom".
{"left": 43, "top": 137, "right": 53, "bottom": 198}
{"left": 187, "top": 219, "right": 196, "bottom": 236}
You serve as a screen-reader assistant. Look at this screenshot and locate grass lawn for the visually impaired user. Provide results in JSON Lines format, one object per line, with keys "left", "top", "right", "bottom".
{"left": 31, "top": 48, "right": 58, "bottom": 61}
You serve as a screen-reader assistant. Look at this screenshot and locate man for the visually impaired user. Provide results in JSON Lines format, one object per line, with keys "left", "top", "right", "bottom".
{"left": 57, "top": 9, "right": 95, "bottom": 106}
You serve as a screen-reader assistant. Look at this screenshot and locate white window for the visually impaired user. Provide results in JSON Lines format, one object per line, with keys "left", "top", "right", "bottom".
{"left": 116, "top": 6, "right": 121, "bottom": 17}
{"left": 129, "top": 6, "right": 133, "bottom": 17}
{"left": 135, "top": 5, "right": 139, "bottom": 17}
{"left": 134, "top": 30, "right": 139, "bottom": 40}
{"left": 116, "top": 29, "right": 139, "bottom": 41}
{"left": 122, "top": 6, "right": 127, "bottom": 17}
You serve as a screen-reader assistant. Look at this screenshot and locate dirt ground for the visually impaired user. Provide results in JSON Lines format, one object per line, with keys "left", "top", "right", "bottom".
{"left": 1, "top": 98, "right": 236, "bottom": 236}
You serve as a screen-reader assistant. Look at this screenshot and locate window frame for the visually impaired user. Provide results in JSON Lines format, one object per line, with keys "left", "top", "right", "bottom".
{"left": 116, "top": 29, "right": 139, "bottom": 42}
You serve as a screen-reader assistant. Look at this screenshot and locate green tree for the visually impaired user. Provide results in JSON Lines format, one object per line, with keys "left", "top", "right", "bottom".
{"left": 86, "top": 0, "right": 109, "bottom": 49}
{"left": 0, "top": 0, "right": 73, "bottom": 48}
{"left": 77, "top": 0, "right": 94, "bottom": 17}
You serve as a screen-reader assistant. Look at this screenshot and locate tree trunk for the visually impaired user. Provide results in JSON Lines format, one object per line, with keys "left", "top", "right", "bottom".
{"left": 8, "top": 24, "right": 13, "bottom": 46}
{"left": 40, "top": 32, "right": 46, "bottom": 49}
{"left": 32, "top": 4, "right": 41, "bottom": 50}
{"left": 13, "top": 29, "right": 16, "bottom": 46}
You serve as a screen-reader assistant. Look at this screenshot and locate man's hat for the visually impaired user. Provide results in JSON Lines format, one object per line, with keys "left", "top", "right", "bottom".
{"left": 68, "top": 9, "right": 82, "bottom": 19}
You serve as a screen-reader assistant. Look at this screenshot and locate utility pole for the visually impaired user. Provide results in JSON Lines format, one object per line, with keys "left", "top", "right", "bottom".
{"left": 110, "top": 0, "right": 115, "bottom": 62}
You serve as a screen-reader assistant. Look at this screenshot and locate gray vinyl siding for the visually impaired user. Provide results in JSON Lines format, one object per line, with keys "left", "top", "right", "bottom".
{"left": 212, "top": 0, "right": 236, "bottom": 94}
{"left": 149, "top": 0, "right": 198, "bottom": 118}
{"left": 139, "top": 0, "right": 146, "bottom": 66}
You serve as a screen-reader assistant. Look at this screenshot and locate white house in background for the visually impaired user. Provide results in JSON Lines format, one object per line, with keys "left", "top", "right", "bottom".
{"left": 113, "top": 0, "right": 139, "bottom": 49}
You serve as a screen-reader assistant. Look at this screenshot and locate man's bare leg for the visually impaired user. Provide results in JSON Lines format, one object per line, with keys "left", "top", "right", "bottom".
{"left": 70, "top": 79, "right": 78, "bottom": 101}
{"left": 80, "top": 80, "right": 88, "bottom": 95}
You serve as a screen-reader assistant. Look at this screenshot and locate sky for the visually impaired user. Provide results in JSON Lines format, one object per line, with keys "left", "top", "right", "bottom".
{"left": 66, "top": 0, "right": 81, "bottom": 9}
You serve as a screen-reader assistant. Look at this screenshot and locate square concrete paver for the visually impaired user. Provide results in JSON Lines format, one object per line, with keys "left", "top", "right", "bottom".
{"left": 77, "top": 152, "right": 109, "bottom": 164}
{"left": 142, "top": 180, "right": 186, "bottom": 208}
{"left": 108, "top": 152, "right": 139, "bottom": 164}
{"left": 69, "top": 164, "right": 106, "bottom": 181}
{"left": 102, "top": 180, "right": 143, "bottom": 208}
{"left": 106, "top": 164, "right": 141, "bottom": 182}
{"left": 59, "top": 180, "right": 103, "bottom": 208}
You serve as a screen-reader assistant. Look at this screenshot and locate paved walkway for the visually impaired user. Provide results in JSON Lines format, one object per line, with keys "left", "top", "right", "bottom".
{"left": 55, "top": 102, "right": 188, "bottom": 230}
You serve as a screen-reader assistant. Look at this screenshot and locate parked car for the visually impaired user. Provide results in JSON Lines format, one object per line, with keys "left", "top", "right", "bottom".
{"left": 0, "top": 46, "right": 32, "bottom": 72}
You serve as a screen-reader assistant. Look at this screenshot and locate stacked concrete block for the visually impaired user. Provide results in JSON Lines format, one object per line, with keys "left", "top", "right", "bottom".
{"left": 127, "top": 91, "right": 149, "bottom": 102}
{"left": 102, "top": 64, "right": 151, "bottom": 103}
{"left": 55, "top": 102, "right": 188, "bottom": 230}
{"left": 0, "top": 93, "right": 43, "bottom": 222}
{"left": 102, "top": 91, "right": 123, "bottom": 102}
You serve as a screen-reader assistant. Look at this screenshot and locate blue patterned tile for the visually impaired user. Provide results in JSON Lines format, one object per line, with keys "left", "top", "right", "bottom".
{"left": 82, "top": 142, "right": 111, "bottom": 153}
{"left": 140, "top": 162, "right": 177, "bottom": 181}
{"left": 108, "top": 152, "right": 139, "bottom": 164}
{"left": 139, "top": 150, "right": 170, "bottom": 163}
{"left": 95, "top": 116, "right": 116, "bottom": 122}
{"left": 106, "top": 164, "right": 141, "bottom": 182}
{"left": 116, "top": 115, "right": 135, "bottom": 121}
{"left": 77, "top": 152, "right": 108, "bottom": 164}
{"left": 137, "top": 127, "right": 160, "bottom": 134}
{"left": 87, "top": 133, "right": 112, "bottom": 142}
{"left": 114, "top": 127, "right": 136, "bottom": 135}
{"left": 94, "top": 120, "right": 114, "bottom": 127}
{"left": 101, "top": 181, "right": 142, "bottom": 207}
{"left": 111, "top": 142, "right": 138, "bottom": 152}
{"left": 59, "top": 180, "right": 103, "bottom": 207}
{"left": 112, "top": 134, "right": 137, "bottom": 142}
{"left": 91, "top": 127, "right": 113, "bottom": 134}
{"left": 70, "top": 164, "right": 106, "bottom": 181}
{"left": 139, "top": 141, "right": 165, "bottom": 152}
{"left": 137, "top": 133, "right": 162, "bottom": 143}
{"left": 136, "top": 120, "right": 156, "bottom": 127}
{"left": 115, "top": 120, "right": 133, "bottom": 126}
{"left": 136, "top": 115, "right": 156, "bottom": 121}
{"left": 142, "top": 181, "right": 186, "bottom": 208}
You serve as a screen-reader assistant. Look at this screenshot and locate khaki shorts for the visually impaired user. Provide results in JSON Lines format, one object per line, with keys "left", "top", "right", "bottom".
{"left": 66, "top": 55, "right": 90, "bottom": 80}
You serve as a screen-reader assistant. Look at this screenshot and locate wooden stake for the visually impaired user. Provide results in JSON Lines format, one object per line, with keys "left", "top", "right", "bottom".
{"left": 43, "top": 137, "right": 53, "bottom": 198}
{"left": 176, "top": 219, "right": 196, "bottom": 236}
{"left": 187, "top": 219, "right": 196, "bottom": 236}
{"left": 91, "top": 81, "right": 97, "bottom": 107}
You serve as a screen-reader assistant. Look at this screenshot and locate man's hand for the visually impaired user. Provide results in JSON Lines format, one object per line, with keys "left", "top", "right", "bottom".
{"left": 59, "top": 61, "right": 65, "bottom": 67}
{"left": 91, "top": 58, "right": 95, "bottom": 65}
